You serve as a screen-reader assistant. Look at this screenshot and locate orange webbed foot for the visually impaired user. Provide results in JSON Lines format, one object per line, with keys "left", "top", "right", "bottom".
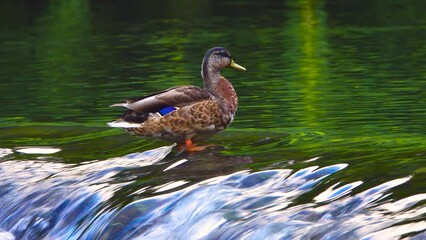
{"left": 184, "top": 139, "right": 215, "bottom": 152}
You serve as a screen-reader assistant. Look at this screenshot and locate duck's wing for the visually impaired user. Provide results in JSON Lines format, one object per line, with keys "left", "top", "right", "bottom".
{"left": 110, "top": 85, "right": 213, "bottom": 113}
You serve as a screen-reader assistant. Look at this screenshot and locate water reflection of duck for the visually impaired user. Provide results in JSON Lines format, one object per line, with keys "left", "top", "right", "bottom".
{"left": 108, "top": 47, "right": 246, "bottom": 152}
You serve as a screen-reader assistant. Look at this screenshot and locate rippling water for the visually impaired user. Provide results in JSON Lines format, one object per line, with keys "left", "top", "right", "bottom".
{"left": 1, "top": 0, "right": 426, "bottom": 239}
{"left": 0, "top": 146, "right": 424, "bottom": 239}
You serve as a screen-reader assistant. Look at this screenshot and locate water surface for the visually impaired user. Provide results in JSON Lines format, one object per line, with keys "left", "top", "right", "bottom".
{"left": 0, "top": 0, "right": 425, "bottom": 239}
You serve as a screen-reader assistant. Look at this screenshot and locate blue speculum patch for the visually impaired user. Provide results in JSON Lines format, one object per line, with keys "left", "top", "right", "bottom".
{"left": 158, "top": 106, "right": 176, "bottom": 116}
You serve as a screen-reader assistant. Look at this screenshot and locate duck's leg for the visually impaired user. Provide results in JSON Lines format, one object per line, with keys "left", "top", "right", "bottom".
{"left": 184, "top": 139, "right": 214, "bottom": 152}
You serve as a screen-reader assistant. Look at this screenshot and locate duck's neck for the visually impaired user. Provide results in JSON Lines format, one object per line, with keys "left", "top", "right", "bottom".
{"left": 201, "top": 61, "right": 238, "bottom": 114}
{"left": 201, "top": 60, "right": 221, "bottom": 90}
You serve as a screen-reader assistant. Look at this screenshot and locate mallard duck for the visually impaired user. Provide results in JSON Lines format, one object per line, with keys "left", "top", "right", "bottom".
{"left": 108, "top": 47, "right": 246, "bottom": 151}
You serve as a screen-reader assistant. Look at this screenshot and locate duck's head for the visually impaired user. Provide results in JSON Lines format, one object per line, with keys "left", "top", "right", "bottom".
{"left": 202, "top": 47, "right": 246, "bottom": 74}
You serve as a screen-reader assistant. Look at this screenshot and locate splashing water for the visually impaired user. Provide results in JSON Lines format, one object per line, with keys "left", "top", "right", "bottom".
{"left": 0, "top": 145, "right": 424, "bottom": 240}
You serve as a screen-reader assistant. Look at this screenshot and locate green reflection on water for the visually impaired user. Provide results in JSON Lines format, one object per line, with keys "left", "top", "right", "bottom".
{"left": 287, "top": 0, "right": 328, "bottom": 129}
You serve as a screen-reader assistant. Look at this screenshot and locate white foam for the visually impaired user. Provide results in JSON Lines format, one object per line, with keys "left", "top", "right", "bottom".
{"left": 163, "top": 159, "right": 188, "bottom": 172}
{"left": 14, "top": 147, "right": 61, "bottom": 154}
{"left": 0, "top": 148, "right": 13, "bottom": 158}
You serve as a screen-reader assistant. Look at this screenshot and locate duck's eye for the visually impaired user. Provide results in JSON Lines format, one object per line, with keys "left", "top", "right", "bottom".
{"left": 216, "top": 52, "right": 229, "bottom": 58}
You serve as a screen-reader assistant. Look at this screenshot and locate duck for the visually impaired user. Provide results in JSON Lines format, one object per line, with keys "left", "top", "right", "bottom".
{"left": 108, "top": 47, "right": 246, "bottom": 151}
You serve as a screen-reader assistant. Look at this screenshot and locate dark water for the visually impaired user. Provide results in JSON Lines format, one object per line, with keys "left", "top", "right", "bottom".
{"left": 1, "top": 0, "right": 426, "bottom": 239}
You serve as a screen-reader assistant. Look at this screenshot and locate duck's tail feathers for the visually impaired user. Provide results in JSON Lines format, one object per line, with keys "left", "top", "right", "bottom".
{"left": 107, "top": 120, "right": 142, "bottom": 128}
{"left": 109, "top": 103, "right": 127, "bottom": 107}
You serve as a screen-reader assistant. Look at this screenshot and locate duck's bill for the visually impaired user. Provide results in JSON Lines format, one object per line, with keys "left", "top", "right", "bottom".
{"left": 229, "top": 59, "right": 246, "bottom": 71}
